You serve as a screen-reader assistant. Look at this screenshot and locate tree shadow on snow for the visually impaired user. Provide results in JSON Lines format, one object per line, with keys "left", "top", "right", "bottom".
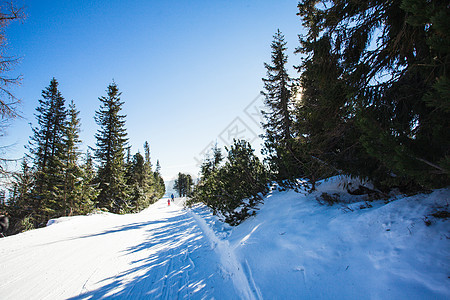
{"left": 68, "top": 210, "right": 232, "bottom": 299}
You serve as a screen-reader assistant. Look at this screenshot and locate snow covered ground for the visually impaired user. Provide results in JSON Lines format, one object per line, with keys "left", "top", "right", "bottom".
{"left": 1, "top": 177, "right": 449, "bottom": 299}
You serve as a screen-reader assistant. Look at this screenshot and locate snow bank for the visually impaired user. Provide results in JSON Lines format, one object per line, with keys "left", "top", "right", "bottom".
{"left": 187, "top": 176, "right": 449, "bottom": 299}
{"left": 222, "top": 177, "right": 450, "bottom": 299}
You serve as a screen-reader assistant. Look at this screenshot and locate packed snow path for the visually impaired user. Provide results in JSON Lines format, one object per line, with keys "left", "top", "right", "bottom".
{"left": 0, "top": 198, "right": 256, "bottom": 300}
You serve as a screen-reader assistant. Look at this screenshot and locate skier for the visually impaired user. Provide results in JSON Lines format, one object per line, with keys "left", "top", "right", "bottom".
{"left": 167, "top": 199, "right": 171, "bottom": 206}
{"left": 171, "top": 193, "right": 174, "bottom": 202}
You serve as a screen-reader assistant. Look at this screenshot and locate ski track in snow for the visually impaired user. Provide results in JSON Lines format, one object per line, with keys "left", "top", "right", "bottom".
{"left": 187, "top": 207, "right": 259, "bottom": 300}
{"left": 0, "top": 198, "right": 241, "bottom": 300}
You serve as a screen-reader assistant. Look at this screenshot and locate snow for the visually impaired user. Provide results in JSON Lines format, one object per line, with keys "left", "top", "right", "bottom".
{"left": 1, "top": 177, "right": 449, "bottom": 299}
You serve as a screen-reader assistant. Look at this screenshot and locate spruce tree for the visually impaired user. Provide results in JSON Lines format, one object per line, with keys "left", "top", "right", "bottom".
{"left": 174, "top": 173, "right": 193, "bottom": 197}
{"left": 127, "top": 152, "right": 146, "bottom": 212}
{"left": 78, "top": 150, "right": 97, "bottom": 214}
{"left": 192, "top": 140, "right": 268, "bottom": 225}
{"left": 261, "top": 30, "right": 298, "bottom": 181}
{"left": 8, "top": 158, "right": 33, "bottom": 219}
{"left": 296, "top": 0, "right": 450, "bottom": 190}
{"left": 153, "top": 160, "right": 165, "bottom": 199}
{"left": 144, "top": 141, "right": 152, "bottom": 171}
{"left": 94, "top": 82, "right": 129, "bottom": 213}
{"left": 62, "top": 100, "right": 82, "bottom": 215}
{"left": 28, "top": 78, "right": 67, "bottom": 222}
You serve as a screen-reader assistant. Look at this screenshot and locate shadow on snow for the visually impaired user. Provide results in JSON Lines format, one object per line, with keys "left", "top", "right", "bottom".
{"left": 68, "top": 209, "right": 229, "bottom": 299}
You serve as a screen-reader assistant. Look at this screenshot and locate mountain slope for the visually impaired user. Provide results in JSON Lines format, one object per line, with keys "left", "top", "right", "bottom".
{"left": 1, "top": 176, "right": 449, "bottom": 299}
{"left": 0, "top": 199, "right": 247, "bottom": 299}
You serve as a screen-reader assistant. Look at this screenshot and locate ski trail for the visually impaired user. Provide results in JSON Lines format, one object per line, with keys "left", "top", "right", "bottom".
{"left": 1, "top": 199, "right": 241, "bottom": 299}
{"left": 243, "top": 259, "right": 263, "bottom": 300}
{"left": 188, "top": 208, "right": 258, "bottom": 300}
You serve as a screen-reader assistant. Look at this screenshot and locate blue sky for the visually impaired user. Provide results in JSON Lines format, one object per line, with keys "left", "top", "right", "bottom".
{"left": 4, "top": 0, "right": 303, "bottom": 180}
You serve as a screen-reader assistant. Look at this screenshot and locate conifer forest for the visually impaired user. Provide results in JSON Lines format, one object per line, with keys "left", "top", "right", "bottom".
{"left": 1, "top": 0, "right": 449, "bottom": 233}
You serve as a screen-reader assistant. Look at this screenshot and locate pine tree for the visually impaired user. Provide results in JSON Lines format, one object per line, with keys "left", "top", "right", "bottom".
{"left": 153, "top": 160, "right": 165, "bottom": 199}
{"left": 192, "top": 140, "right": 268, "bottom": 225}
{"left": 155, "top": 160, "right": 161, "bottom": 175}
{"left": 127, "top": 152, "right": 146, "bottom": 212}
{"left": 174, "top": 173, "right": 193, "bottom": 197}
{"left": 144, "top": 141, "right": 152, "bottom": 171}
{"left": 200, "top": 143, "right": 223, "bottom": 180}
{"left": 8, "top": 158, "right": 33, "bottom": 216}
{"left": 62, "top": 100, "right": 82, "bottom": 216}
{"left": 296, "top": 0, "right": 450, "bottom": 190}
{"left": 28, "top": 78, "right": 67, "bottom": 222}
{"left": 78, "top": 150, "right": 97, "bottom": 214}
{"left": 261, "top": 30, "right": 298, "bottom": 181}
{"left": 94, "top": 82, "right": 129, "bottom": 213}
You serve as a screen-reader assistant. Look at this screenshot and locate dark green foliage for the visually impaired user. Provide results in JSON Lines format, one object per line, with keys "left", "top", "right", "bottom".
{"left": 154, "top": 170, "right": 166, "bottom": 200}
{"left": 5, "top": 159, "right": 34, "bottom": 234}
{"left": 77, "top": 150, "right": 97, "bottom": 214}
{"left": 125, "top": 146, "right": 163, "bottom": 212}
{"left": 192, "top": 140, "right": 269, "bottom": 225}
{"left": 261, "top": 30, "right": 300, "bottom": 182}
{"left": 28, "top": 78, "right": 68, "bottom": 223}
{"left": 126, "top": 152, "right": 146, "bottom": 211}
{"left": 61, "top": 100, "right": 83, "bottom": 216}
{"left": 94, "top": 82, "right": 129, "bottom": 213}
{"left": 4, "top": 79, "right": 167, "bottom": 235}
{"left": 174, "top": 173, "right": 193, "bottom": 197}
{"left": 143, "top": 143, "right": 166, "bottom": 202}
{"left": 200, "top": 143, "right": 223, "bottom": 179}
{"left": 295, "top": 0, "right": 450, "bottom": 190}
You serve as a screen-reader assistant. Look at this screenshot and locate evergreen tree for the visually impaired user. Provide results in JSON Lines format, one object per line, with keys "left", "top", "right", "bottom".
{"left": 294, "top": 33, "right": 374, "bottom": 189}
{"left": 296, "top": 0, "right": 450, "bottom": 190}
{"left": 155, "top": 160, "right": 161, "bottom": 175}
{"left": 142, "top": 141, "right": 160, "bottom": 205}
{"left": 78, "top": 150, "right": 97, "bottom": 214}
{"left": 5, "top": 158, "right": 34, "bottom": 234}
{"left": 200, "top": 143, "right": 223, "bottom": 180}
{"left": 127, "top": 152, "right": 146, "bottom": 212}
{"left": 153, "top": 159, "right": 165, "bottom": 199}
{"left": 8, "top": 158, "right": 33, "bottom": 216}
{"left": 28, "top": 78, "right": 67, "bottom": 223}
{"left": 261, "top": 30, "right": 298, "bottom": 181}
{"left": 192, "top": 140, "right": 268, "bottom": 225}
{"left": 174, "top": 173, "right": 193, "bottom": 197}
{"left": 144, "top": 141, "right": 152, "bottom": 171}
{"left": 62, "top": 100, "right": 83, "bottom": 215}
{"left": 94, "top": 82, "right": 129, "bottom": 213}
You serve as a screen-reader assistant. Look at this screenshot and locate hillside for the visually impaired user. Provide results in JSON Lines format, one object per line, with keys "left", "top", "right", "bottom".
{"left": 0, "top": 177, "right": 449, "bottom": 299}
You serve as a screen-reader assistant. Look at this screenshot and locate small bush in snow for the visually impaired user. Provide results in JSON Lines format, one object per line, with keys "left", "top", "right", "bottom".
{"left": 191, "top": 140, "right": 269, "bottom": 225}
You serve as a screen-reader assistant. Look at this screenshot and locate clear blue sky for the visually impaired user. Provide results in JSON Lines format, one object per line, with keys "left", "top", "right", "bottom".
{"left": 4, "top": 0, "right": 303, "bottom": 180}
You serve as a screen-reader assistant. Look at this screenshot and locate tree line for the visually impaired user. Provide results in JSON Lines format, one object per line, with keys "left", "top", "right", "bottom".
{"left": 173, "top": 172, "right": 193, "bottom": 197}
{"left": 189, "top": 0, "right": 449, "bottom": 225}
{"left": 2, "top": 79, "right": 165, "bottom": 234}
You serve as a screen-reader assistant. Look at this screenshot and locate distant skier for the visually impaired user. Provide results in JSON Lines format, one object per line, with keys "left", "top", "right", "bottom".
{"left": 0, "top": 214, "right": 9, "bottom": 237}
{"left": 167, "top": 199, "right": 171, "bottom": 206}
{"left": 171, "top": 194, "right": 174, "bottom": 202}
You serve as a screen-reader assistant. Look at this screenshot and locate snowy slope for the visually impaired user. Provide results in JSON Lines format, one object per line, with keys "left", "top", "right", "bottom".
{"left": 1, "top": 177, "right": 449, "bottom": 299}
{"left": 191, "top": 177, "right": 450, "bottom": 300}
{"left": 0, "top": 199, "right": 244, "bottom": 299}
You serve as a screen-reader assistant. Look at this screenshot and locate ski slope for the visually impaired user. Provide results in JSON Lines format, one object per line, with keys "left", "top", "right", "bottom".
{"left": 1, "top": 177, "right": 449, "bottom": 299}
{"left": 0, "top": 199, "right": 251, "bottom": 299}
